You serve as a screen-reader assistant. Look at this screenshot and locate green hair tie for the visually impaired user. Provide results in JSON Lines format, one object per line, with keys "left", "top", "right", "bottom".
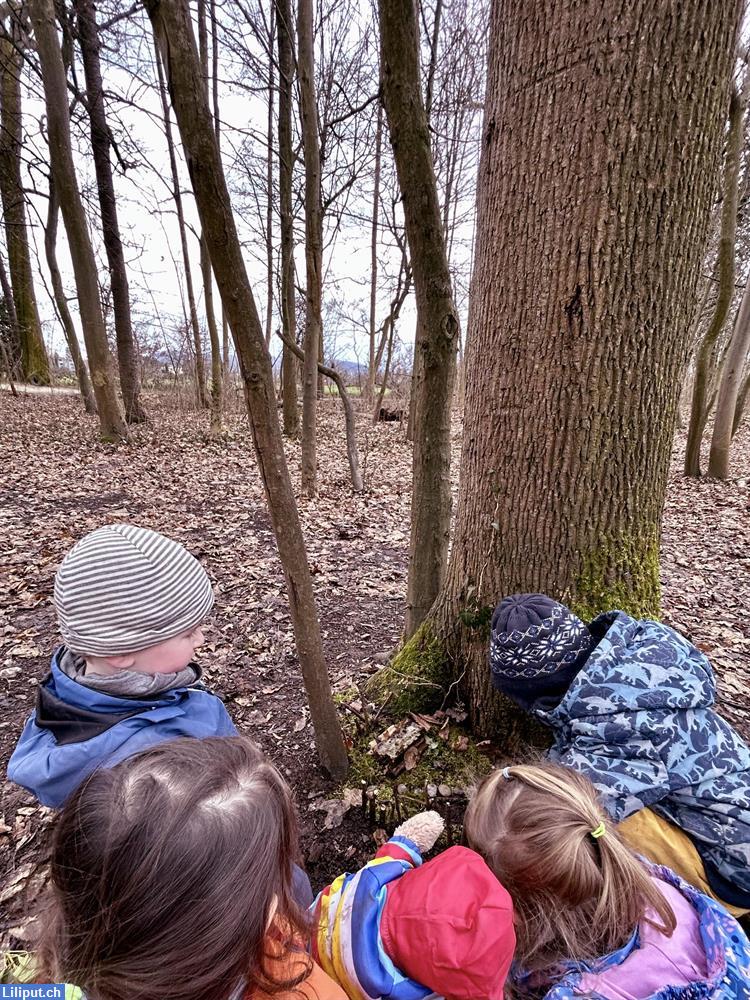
{"left": 590, "top": 822, "right": 606, "bottom": 840}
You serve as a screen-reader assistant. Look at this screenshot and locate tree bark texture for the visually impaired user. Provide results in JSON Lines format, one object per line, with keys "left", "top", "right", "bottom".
{"left": 44, "top": 175, "right": 97, "bottom": 415}
{"left": 146, "top": 0, "right": 348, "bottom": 780}
{"left": 75, "top": 0, "right": 145, "bottom": 423}
{"left": 276, "top": 0, "right": 299, "bottom": 437}
{"left": 379, "top": 0, "right": 460, "bottom": 638}
{"left": 30, "top": 0, "right": 126, "bottom": 439}
{"left": 428, "top": 0, "right": 741, "bottom": 739}
{"left": 0, "top": 27, "right": 49, "bottom": 384}
{"left": 708, "top": 268, "right": 750, "bottom": 477}
{"left": 297, "top": 0, "right": 322, "bottom": 495}
{"left": 684, "top": 81, "right": 745, "bottom": 476}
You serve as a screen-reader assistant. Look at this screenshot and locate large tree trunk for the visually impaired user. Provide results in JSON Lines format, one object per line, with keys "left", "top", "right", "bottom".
{"left": 30, "top": 0, "right": 126, "bottom": 440}
{"left": 708, "top": 269, "right": 750, "bottom": 477}
{"left": 276, "top": 0, "right": 299, "bottom": 437}
{"left": 146, "top": 0, "right": 348, "bottom": 780}
{"left": 684, "top": 77, "right": 746, "bottom": 476}
{"left": 379, "top": 0, "right": 460, "bottom": 638}
{"left": 377, "top": 0, "right": 741, "bottom": 742}
{"left": 0, "top": 24, "right": 49, "bottom": 385}
{"left": 44, "top": 174, "right": 97, "bottom": 415}
{"left": 75, "top": 0, "right": 146, "bottom": 423}
{"left": 297, "top": 0, "right": 322, "bottom": 495}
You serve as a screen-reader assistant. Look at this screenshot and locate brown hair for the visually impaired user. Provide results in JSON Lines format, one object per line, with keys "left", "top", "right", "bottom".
{"left": 464, "top": 762, "right": 676, "bottom": 986}
{"left": 36, "top": 736, "right": 310, "bottom": 1000}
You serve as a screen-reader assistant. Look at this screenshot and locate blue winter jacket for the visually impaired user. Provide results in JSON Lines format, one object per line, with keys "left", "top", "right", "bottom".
{"left": 7, "top": 649, "right": 238, "bottom": 808}
{"left": 534, "top": 612, "right": 750, "bottom": 900}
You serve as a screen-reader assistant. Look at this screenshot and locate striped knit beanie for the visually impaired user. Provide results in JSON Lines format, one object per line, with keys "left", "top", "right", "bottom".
{"left": 54, "top": 524, "right": 214, "bottom": 656}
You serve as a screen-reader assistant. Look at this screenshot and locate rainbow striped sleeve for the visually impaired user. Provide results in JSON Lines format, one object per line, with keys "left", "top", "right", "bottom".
{"left": 310, "top": 839, "right": 433, "bottom": 1000}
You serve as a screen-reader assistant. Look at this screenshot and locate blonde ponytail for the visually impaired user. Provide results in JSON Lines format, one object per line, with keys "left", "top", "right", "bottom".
{"left": 464, "top": 762, "right": 675, "bottom": 979}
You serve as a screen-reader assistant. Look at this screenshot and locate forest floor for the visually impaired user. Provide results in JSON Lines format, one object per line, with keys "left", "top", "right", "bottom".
{"left": 0, "top": 389, "right": 749, "bottom": 949}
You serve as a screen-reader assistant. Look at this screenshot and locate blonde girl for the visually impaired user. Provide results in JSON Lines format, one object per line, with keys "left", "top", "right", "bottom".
{"left": 464, "top": 762, "right": 750, "bottom": 999}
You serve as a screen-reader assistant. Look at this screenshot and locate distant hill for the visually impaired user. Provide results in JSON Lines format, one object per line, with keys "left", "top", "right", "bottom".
{"left": 328, "top": 358, "right": 365, "bottom": 376}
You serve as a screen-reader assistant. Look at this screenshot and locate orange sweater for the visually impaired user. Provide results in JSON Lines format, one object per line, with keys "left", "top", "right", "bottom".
{"left": 253, "top": 938, "right": 348, "bottom": 1000}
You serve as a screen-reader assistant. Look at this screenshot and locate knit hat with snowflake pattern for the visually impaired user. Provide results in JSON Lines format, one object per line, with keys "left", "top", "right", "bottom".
{"left": 489, "top": 594, "right": 594, "bottom": 710}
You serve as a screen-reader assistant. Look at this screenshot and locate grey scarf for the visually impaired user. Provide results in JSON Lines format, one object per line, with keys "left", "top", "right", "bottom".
{"left": 58, "top": 646, "right": 201, "bottom": 699}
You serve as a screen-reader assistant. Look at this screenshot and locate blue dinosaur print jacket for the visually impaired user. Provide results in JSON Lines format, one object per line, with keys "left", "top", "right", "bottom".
{"left": 534, "top": 612, "right": 750, "bottom": 896}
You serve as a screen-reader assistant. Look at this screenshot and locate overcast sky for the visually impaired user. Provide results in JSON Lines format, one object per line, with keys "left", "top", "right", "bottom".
{"left": 17, "top": 1, "right": 480, "bottom": 372}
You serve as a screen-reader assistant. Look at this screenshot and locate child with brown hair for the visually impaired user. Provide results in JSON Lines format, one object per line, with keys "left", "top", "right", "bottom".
{"left": 464, "top": 762, "right": 750, "bottom": 1000}
{"left": 31, "top": 735, "right": 345, "bottom": 1000}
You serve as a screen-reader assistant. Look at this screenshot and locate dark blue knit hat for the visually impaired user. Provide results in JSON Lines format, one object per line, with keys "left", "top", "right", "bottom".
{"left": 489, "top": 594, "right": 593, "bottom": 706}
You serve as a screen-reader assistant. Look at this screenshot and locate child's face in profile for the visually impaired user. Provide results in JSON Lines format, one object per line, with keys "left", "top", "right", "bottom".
{"left": 126, "top": 625, "right": 205, "bottom": 674}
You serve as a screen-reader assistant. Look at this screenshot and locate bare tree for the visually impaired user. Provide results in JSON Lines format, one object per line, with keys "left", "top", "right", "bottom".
{"left": 75, "top": 0, "right": 146, "bottom": 423}
{"left": 297, "top": 0, "right": 322, "bottom": 495}
{"left": 197, "top": 0, "right": 223, "bottom": 435}
{"left": 0, "top": 16, "right": 49, "bottom": 384}
{"left": 278, "top": 329, "right": 363, "bottom": 490}
{"left": 708, "top": 269, "right": 750, "bottom": 476}
{"left": 146, "top": 0, "right": 348, "bottom": 779}
{"left": 30, "top": 0, "right": 126, "bottom": 439}
{"left": 372, "top": 237, "right": 411, "bottom": 421}
{"left": 44, "top": 172, "right": 97, "bottom": 414}
{"left": 0, "top": 240, "right": 20, "bottom": 375}
{"left": 154, "top": 44, "right": 209, "bottom": 410}
{"left": 733, "top": 366, "right": 750, "bottom": 432}
{"left": 276, "top": 0, "right": 299, "bottom": 436}
{"left": 366, "top": 99, "right": 383, "bottom": 404}
{"left": 379, "top": 0, "right": 459, "bottom": 637}
{"left": 685, "top": 66, "right": 750, "bottom": 475}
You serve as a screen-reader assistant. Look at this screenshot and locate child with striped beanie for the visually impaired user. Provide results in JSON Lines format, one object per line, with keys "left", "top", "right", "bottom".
{"left": 8, "top": 523, "right": 238, "bottom": 809}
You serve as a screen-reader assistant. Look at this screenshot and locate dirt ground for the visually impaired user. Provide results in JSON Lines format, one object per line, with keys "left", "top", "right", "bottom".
{"left": 1, "top": 389, "right": 748, "bottom": 948}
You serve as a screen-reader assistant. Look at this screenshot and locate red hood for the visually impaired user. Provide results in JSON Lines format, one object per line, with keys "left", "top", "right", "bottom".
{"left": 380, "top": 846, "right": 515, "bottom": 1000}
